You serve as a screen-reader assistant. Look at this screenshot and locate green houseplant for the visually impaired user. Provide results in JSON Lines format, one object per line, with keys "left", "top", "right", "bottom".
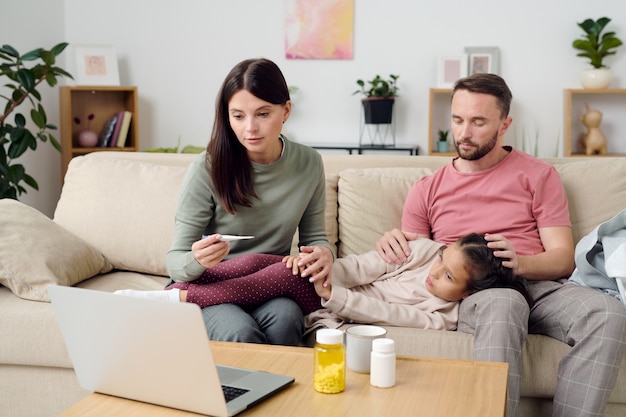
{"left": 437, "top": 129, "right": 449, "bottom": 153}
{"left": 353, "top": 74, "right": 399, "bottom": 124}
{"left": 572, "top": 17, "right": 623, "bottom": 88}
{"left": 0, "top": 42, "right": 72, "bottom": 199}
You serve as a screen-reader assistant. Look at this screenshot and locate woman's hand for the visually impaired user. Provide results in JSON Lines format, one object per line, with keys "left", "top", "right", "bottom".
{"left": 191, "top": 234, "right": 230, "bottom": 269}
{"left": 297, "top": 246, "right": 334, "bottom": 287}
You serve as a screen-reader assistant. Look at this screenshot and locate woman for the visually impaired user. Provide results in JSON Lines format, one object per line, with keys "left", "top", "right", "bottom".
{"left": 118, "top": 58, "right": 333, "bottom": 345}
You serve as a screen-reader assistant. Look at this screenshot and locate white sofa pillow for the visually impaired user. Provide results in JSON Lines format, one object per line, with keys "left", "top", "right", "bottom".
{"left": 337, "top": 167, "right": 433, "bottom": 257}
{"left": 0, "top": 199, "right": 112, "bottom": 301}
{"left": 54, "top": 155, "right": 189, "bottom": 277}
{"left": 555, "top": 158, "right": 626, "bottom": 243}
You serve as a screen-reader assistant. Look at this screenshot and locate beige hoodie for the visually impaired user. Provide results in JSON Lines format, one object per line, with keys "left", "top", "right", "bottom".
{"left": 305, "top": 239, "right": 460, "bottom": 332}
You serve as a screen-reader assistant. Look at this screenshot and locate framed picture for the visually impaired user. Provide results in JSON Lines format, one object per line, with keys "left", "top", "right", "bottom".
{"left": 437, "top": 55, "right": 468, "bottom": 88}
{"left": 73, "top": 45, "right": 120, "bottom": 86}
{"left": 464, "top": 46, "right": 500, "bottom": 75}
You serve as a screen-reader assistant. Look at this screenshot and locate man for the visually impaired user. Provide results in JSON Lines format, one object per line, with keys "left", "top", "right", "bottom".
{"left": 376, "top": 73, "right": 626, "bottom": 417}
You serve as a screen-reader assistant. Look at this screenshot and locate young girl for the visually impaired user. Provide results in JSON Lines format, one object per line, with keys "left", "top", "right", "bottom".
{"left": 119, "top": 233, "right": 530, "bottom": 332}
{"left": 307, "top": 233, "right": 532, "bottom": 331}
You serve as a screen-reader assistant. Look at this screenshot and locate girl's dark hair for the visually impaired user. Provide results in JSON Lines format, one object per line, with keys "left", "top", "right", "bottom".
{"left": 207, "top": 58, "right": 290, "bottom": 214}
{"left": 452, "top": 73, "right": 513, "bottom": 119}
{"left": 458, "top": 233, "right": 533, "bottom": 307}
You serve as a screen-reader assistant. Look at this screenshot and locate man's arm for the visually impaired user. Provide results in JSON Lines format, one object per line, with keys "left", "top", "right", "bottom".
{"left": 488, "top": 226, "right": 575, "bottom": 280}
{"left": 519, "top": 226, "right": 575, "bottom": 280}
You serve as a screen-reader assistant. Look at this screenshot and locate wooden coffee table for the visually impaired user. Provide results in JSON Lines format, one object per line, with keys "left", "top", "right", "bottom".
{"left": 58, "top": 341, "right": 507, "bottom": 417}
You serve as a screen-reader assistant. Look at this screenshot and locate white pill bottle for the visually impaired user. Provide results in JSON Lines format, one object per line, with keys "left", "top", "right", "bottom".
{"left": 370, "top": 338, "right": 396, "bottom": 388}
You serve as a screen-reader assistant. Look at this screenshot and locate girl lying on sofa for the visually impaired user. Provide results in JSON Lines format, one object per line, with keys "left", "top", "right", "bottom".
{"left": 116, "top": 233, "right": 531, "bottom": 330}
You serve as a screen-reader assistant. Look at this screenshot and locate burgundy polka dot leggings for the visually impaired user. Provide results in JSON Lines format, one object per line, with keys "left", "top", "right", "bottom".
{"left": 166, "top": 254, "right": 321, "bottom": 314}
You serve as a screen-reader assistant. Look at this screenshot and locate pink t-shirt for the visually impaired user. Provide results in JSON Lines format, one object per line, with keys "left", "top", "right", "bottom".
{"left": 402, "top": 148, "right": 571, "bottom": 255}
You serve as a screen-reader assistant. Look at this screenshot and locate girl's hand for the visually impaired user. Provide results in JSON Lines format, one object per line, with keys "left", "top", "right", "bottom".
{"left": 313, "top": 275, "right": 332, "bottom": 301}
{"left": 297, "top": 246, "right": 334, "bottom": 287}
{"left": 282, "top": 255, "right": 307, "bottom": 276}
{"left": 192, "top": 234, "right": 230, "bottom": 269}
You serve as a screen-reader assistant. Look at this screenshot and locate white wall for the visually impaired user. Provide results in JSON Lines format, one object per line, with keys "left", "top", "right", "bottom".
{"left": 4, "top": 0, "right": 626, "bottom": 215}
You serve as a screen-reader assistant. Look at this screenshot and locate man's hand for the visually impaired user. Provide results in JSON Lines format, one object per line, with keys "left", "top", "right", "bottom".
{"left": 375, "top": 229, "right": 417, "bottom": 265}
{"left": 484, "top": 233, "right": 518, "bottom": 273}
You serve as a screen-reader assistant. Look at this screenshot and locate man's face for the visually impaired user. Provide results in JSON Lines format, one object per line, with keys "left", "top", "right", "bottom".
{"left": 450, "top": 90, "right": 511, "bottom": 161}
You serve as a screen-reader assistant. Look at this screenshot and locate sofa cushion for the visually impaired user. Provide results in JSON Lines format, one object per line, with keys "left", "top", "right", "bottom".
{"left": 555, "top": 158, "right": 626, "bottom": 243}
{"left": 0, "top": 200, "right": 112, "bottom": 302}
{"left": 337, "top": 167, "right": 433, "bottom": 257}
{"left": 54, "top": 155, "right": 189, "bottom": 276}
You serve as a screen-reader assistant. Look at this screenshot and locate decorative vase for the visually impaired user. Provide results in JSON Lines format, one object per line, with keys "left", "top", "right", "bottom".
{"left": 580, "top": 68, "right": 612, "bottom": 89}
{"left": 437, "top": 141, "right": 448, "bottom": 153}
{"left": 78, "top": 130, "right": 98, "bottom": 147}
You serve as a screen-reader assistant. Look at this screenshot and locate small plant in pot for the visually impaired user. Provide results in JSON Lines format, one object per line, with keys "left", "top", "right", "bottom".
{"left": 353, "top": 74, "right": 399, "bottom": 124}
{"left": 437, "top": 129, "right": 449, "bottom": 153}
{"left": 572, "top": 17, "right": 623, "bottom": 89}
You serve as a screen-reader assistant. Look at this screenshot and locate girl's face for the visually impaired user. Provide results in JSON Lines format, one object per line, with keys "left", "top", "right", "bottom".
{"left": 426, "top": 243, "right": 472, "bottom": 302}
{"left": 228, "top": 89, "right": 291, "bottom": 164}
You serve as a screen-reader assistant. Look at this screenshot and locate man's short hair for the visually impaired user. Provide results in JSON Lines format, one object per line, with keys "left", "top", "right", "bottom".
{"left": 452, "top": 73, "right": 513, "bottom": 118}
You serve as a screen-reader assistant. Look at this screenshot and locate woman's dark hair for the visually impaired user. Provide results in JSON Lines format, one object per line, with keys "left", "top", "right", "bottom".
{"left": 458, "top": 233, "right": 533, "bottom": 307}
{"left": 207, "top": 58, "right": 290, "bottom": 214}
{"left": 452, "top": 73, "right": 513, "bottom": 119}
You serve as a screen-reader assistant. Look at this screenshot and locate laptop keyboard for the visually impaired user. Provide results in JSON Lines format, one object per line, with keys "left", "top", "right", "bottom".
{"left": 222, "top": 385, "right": 249, "bottom": 402}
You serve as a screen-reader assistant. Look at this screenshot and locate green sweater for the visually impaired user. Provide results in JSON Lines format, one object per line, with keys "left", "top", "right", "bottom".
{"left": 166, "top": 137, "right": 331, "bottom": 282}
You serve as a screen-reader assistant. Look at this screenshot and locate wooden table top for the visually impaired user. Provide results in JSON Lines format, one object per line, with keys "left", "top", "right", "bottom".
{"left": 58, "top": 341, "right": 507, "bottom": 417}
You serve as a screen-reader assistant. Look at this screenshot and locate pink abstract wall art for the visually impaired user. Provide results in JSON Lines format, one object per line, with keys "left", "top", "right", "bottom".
{"left": 285, "top": 0, "right": 354, "bottom": 60}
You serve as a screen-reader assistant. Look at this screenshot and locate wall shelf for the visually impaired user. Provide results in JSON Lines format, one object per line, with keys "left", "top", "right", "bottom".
{"left": 59, "top": 86, "right": 139, "bottom": 179}
{"left": 428, "top": 88, "right": 453, "bottom": 155}
{"left": 563, "top": 88, "right": 626, "bottom": 157}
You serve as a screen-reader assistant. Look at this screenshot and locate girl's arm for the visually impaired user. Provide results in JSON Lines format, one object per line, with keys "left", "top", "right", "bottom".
{"left": 324, "top": 286, "right": 458, "bottom": 330}
{"left": 331, "top": 249, "right": 397, "bottom": 288}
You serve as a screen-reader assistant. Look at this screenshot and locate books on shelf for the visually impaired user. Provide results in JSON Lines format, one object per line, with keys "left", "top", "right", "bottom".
{"left": 107, "top": 112, "right": 125, "bottom": 147}
{"left": 97, "top": 115, "right": 118, "bottom": 147}
{"left": 97, "top": 111, "right": 132, "bottom": 148}
{"left": 115, "top": 111, "right": 133, "bottom": 148}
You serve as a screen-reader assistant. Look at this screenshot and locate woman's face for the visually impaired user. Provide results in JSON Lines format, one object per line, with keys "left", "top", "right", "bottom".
{"left": 228, "top": 89, "right": 291, "bottom": 164}
{"left": 425, "top": 243, "right": 472, "bottom": 302}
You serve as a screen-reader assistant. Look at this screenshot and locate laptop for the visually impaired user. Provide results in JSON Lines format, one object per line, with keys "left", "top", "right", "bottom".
{"left": 48, "top": 285, "right": 295, "bottom": 416}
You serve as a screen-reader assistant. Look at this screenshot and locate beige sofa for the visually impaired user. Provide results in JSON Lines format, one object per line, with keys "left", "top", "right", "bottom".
{"left": 1, "top": 151, "right": 625, "bottom": 417}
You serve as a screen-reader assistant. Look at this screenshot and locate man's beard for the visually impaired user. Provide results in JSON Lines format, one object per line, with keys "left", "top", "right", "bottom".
{"left": 454, "top": 131, "right": 499, "bottom": 161}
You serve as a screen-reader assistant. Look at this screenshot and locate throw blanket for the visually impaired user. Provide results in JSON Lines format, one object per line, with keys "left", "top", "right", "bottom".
{"left": 569, "top": 208, "right": 626, "bottom": 303}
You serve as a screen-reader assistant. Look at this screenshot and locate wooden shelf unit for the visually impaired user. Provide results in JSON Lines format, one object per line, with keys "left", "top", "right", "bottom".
{"left": 563, "top": 88, "right": 626, "bottom": 157}
{"left": 427, "top": 88, "right": 455, "bottom": 155}
{"left": 59, "top": 86, "right": 139, "bottom": 179}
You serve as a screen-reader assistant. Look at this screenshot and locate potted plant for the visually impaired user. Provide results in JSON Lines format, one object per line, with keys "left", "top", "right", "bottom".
{"left": 437, "top": 129, "right": 449, "bottom": 153}
{"left": 0, "top": 42, "right": 72, "bottom": 199}
{"left": 572, "top": 17, "right": 623, "bottom": 89}
{"left": 353, "top": 74, "right": 399, "bottom": 124}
